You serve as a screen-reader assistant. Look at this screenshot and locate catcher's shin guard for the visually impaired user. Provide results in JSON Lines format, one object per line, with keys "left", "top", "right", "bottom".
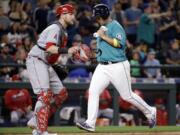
{"left": 49, "top": 88, "right": 68, "bottom": 117}
{"left": 35, "top": 90, "right": 53, "bottom": 133}
{"left": 54, "top": 88, "right": 68, "bottom": 106}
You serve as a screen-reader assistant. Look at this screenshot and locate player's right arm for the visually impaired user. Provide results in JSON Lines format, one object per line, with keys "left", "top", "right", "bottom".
{"left": 46, "top": 45, "right": 79, "bottom": 55}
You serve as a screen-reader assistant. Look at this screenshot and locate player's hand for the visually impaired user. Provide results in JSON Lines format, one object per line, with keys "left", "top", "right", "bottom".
{"left": 97, "top": 28, "right": 106, "bottom": 39}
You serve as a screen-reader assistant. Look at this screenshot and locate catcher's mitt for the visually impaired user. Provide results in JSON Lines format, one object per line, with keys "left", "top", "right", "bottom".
{"left": 52, "top": 64, "right": 68, "bottom": 80}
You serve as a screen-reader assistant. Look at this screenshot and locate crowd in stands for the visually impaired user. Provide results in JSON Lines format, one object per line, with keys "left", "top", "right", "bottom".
{"left": 0, "top": 0, "right": 180, "bottom": 127}
{"left": 0, "top": 0, "right": 179, "bottom": 81}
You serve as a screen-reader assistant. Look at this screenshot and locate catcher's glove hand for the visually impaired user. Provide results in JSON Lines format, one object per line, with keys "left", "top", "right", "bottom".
{"left": 52, "top": 64, "right": 68, "bottom": 80}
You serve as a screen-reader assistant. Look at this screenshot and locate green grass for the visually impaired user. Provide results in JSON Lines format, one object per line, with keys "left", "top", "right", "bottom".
{"left": 0, "top": 126, "right": 180, "bottom": 134}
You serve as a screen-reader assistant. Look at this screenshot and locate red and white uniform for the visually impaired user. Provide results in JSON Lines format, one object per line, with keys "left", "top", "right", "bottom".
{"left": 26, "top": 4, "right": 74, "bottom": 134}
{"left": 28, "top": 24, "right": 67, "bottom": 64}
{"left": 26, "top": 23, "right": 67, "bottom": 94}
{"left": 4, "top": 89, "right": 32, "bottom": 112}
{"left": 4, "top": 89, "right": 33, "bottom": 123}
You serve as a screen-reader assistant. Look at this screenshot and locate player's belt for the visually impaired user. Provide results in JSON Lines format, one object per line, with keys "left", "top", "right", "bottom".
{"left": 36, "top": 44, "right": 46, "bottom": 51}
{"left": 99, "top": 61, "right": 120, "bottom": 65}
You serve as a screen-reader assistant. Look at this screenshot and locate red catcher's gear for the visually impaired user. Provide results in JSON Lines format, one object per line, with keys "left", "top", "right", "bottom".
{"left": 36, "top": 90, "right": 53, "bottom": 132}
{"left": 49, "top": 88, "right": 68, "bottom": 117}
{"left": 56, "top": 4, "right": 75, "bottom": 16}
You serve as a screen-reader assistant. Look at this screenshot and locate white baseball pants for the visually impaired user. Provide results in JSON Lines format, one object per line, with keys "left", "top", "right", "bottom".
{"left": 86, "top": 60, "right": 154, "bottom": 127}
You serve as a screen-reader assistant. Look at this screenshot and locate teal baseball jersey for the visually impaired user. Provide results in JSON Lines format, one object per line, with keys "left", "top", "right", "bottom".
{"left": 96, "top": 20, "right": 127, "bottom": 62}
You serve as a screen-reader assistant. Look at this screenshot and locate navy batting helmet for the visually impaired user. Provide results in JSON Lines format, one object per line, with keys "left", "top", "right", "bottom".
{"left": 92, "top": 4, "right": 110, "bottom": 19}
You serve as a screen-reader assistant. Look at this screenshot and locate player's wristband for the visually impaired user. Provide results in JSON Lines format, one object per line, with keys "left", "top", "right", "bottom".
{"left": 58, "top": 47, "right": 68, "bottom": 54}
{"left": 113, "top": 38, "right": 120, "bottom": 48}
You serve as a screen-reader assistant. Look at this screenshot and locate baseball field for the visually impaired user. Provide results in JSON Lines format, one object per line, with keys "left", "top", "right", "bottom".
{"left": 1, "top": 126, "right": 180, "bottom": 135}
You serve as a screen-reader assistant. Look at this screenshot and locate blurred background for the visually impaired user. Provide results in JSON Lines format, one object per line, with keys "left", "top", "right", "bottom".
{"left": 0, "top": 0, "right": 179, "bottom": 128}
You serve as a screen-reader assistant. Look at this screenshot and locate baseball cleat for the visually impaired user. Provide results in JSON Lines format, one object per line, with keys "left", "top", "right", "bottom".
{"left": 76, "top": 122, "right": 95, "bottom": 132}
{"left": 27, "top": 116, "right": 37, "bottom": 129}
{"left": 32, "top": 129, "right": 57, "bottom": 135}
{"left": 148, "top": 107, "right": 157, "bottom": 128}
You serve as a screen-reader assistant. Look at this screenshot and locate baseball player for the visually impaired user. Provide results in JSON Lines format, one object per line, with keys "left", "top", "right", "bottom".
{"left": 4, "top": 88, "right": 33, "bottom": 124}
{"left": 76, "top": 4, "right": 156, "bottom": 132}
{"left": 26, "top": 4, "right": 79, "bottom": 135}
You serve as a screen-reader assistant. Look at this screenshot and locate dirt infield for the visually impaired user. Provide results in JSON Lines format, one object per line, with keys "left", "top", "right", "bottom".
{"left": 3, "top": 133, "right": 180, "bottom": 135}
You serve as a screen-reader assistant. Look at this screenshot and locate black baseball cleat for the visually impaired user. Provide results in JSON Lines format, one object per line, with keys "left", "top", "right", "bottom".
{"left": 76, "top": 122, "right": 95, "bottom": 132}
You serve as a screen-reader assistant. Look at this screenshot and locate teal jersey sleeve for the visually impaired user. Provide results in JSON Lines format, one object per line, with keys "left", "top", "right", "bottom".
{"left": 96, "top": 20, "right": 127, "bottom": 62}
{"left": 111, "top": 21, "right": 126, "bottom": 47}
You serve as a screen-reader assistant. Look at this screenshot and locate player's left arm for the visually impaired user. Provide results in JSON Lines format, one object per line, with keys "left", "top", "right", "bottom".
{"left": 97, "top": 28, "right": 121, "bottom": 48}
{"left": 97, "top": 25, "right": 124, "bottom": 48}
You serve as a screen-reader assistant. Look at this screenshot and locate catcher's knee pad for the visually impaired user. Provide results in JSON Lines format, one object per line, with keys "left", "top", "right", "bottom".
{"left": 54, "top": 87, "right": 68, "bottom": 106}
{"left": 35, "top": 90, "right": 53, "bottom": 132}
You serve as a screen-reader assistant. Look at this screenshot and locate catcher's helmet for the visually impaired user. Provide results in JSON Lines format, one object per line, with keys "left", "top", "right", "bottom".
{"left": 56, "top": 4, "right": 74, "bottom": 16}
{"left": 92, "top": 4, "right": 110, "bottom": 19}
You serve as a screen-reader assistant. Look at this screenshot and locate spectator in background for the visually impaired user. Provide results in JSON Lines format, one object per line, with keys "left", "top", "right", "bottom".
{"left": 0, "top": 33, "right": 16, "bottom": 55}
{"left": 174, "top": 0, "right": 180, "bottom": 25}
{"left": 8, "top": 2, "right": 28, "bottom": 23}
{"left": 67, "top": 34, "right": 91, "bottom": 79}
{"left": 15, "top": 46, "right": 27, "bottom": 64}
{"left": 77, "top": 5, "right": 94, "bottom": 45}
{"left": 123, "top": 0, "right": 142, "bottom": 44}
{"left": 0, "top": 38, "right": 16, "bottom": 80}
{"left": 14, "top": 46, "right": 28, "bottom": 81}
{"left": 8, "top": 0, "right": 19, "bottom": 17}
{"left": 165, "top": 39, "right": 180, "bottom": 77}
{"left": 4, "top": 88, "right": 33, "bottom": 125}
{"left": 0, "top": 6, "right": 11, "bottom": 35}
{"left": 22, "top": 37, "right": 34, "bottom": 53}
{"left": 33, "top": 0, "right": 49, "bottom": 34}
{"left": 143, "top": 49, "right": 161, "bottom": 78}
{"left": 68, "top": 34, "right": 90, "bottom": 64}
{"left": 19, "top": 22, "right": 37, "bottom": 43}
{"left": 89, "top": 39, "right": 98, "bottom": 64}
{"left": 135, "top": 42, "right": 148, "bottom": 63}
{"left": 165, "top": 39, "right": 180, "bottom": 65}
{"left": 47, "top": 2, "right": 61, "bottom": 24}
{"left": 158, "top": 10, "right": 180, "bottom": 52}
{"left": 22, "top": 2, "right": 33, "bottom": 25}
{"left": 130, "top": 50, "right": 141, "bottom": 77}
{"left": 154, "top": 98, "right": 168, "bottom": 125}
{"left": 118, "top": 0, "right": 130, "bottom": 11}
{"left": 111, "top": 2, "right": 124, "bottom": 26}
{"left": 137, "top": 3, "right": 171, "bottom": 49}
{"left": 7, "top": 22, "right": 22, "bottom": 47}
